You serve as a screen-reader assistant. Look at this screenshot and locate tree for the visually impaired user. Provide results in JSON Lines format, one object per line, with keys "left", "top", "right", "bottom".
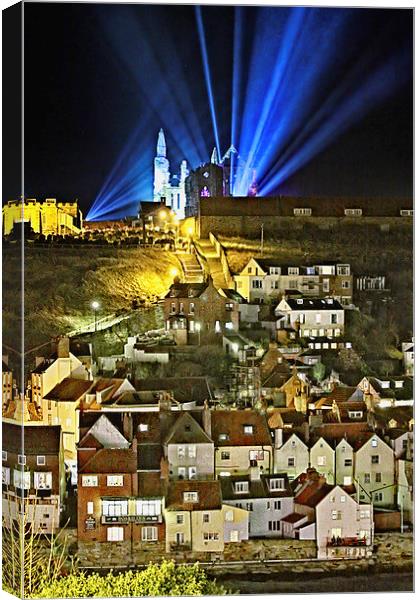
{"left": 312, "top": 361, "right": 326, "bottom": 384}
{"left": 37, "top": 560, "right": 228, "bottom": 598}
{"left": 2, "top": 498, "right": 71, "bottom": 598}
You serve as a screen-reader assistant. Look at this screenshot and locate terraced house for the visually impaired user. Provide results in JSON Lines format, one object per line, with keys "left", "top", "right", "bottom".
{"left": 211, "top": 410, "right": 273, "bottom": 477}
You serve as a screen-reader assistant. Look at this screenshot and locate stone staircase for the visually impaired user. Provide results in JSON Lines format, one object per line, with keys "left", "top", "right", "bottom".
{"left": 176, "top": 251, "right": 204, "bottom": 283}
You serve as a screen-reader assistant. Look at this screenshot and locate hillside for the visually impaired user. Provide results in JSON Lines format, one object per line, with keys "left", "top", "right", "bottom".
{"left": 2, "top": 245, "right": 179, "bottom": 353}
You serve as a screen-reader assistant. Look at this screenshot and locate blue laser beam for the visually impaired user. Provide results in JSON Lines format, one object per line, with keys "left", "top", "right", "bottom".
{"left": 195, "top": 5, "right": 221, "bottom": 163}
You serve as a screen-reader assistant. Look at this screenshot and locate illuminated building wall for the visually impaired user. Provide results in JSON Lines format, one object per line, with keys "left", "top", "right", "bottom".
{"left": 153, "top": 128, "right": 189, "bottom": 219}
{"left": 2, "top": 198, "right": 83, "bottom": 236}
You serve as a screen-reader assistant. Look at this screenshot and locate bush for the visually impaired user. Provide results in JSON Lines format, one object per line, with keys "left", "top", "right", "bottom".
{"left": 36, "top": 561, "right": 227, "bottom": 598}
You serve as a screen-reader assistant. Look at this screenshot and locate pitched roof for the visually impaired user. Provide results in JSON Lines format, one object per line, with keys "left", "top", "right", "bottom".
{"left": 79, "top": 447, "right": 137, "bottom": 474}
{"left": 220, "top": 473, "right": 293, "bottom": 501}
{"left": 44, "top": 378, "right": 93, "bottom": 401}
{"left": 79, "top": 414, "right": 130, "bottom": 449}
{"left": 211, "top": 410, "right": 272, "bottom": 446}
{"left": 294, "top": 481, "right": 334, "bottom": 508}
{"left": 135, "top": 377, "right": 212, "bottom": 405}
{"left": 220, "top": 288, "right": 246, "bottom": 303}
{"left": 165, "top": 282, "right": 208, "bottom": 299}
{"left": 165, "top": 480, "right": 222, "bottom": 511}
{"left": 165, "top": 412, "right": 212, "bottom": 445}
{"left": 283, "top": 298, "right": 343, "bottom": 311}
{"left": 2, "top": 422, "right": 61, "bottom": 454}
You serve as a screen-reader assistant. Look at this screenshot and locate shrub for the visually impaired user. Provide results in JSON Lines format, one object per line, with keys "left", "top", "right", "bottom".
{"left": 36, "top": 561, "right": 227, "bottom": 598}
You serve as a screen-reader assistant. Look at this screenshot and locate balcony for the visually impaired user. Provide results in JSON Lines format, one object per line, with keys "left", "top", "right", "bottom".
{"left": 327, "top": 536, "right": 367, "bottom": 547}
{"left": 101, "top": 514, "right": 162, "bottom": 525}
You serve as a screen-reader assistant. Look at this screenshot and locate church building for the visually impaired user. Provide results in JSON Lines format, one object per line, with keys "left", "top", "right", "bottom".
{"left": 153, "top": 128, "right": 189, "bottom": 219}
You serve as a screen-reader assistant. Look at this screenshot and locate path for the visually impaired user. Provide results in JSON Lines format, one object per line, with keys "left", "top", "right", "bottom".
{"left": 195, "top": 238, "right": 229, "bottom": 289}
{"left": 176, "top": 251, "right": 204, "bottom": 283}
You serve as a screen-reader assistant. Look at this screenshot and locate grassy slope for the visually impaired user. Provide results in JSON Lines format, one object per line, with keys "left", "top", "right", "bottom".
{"left": 220, "top": 224, "right": 413, "bottom": 345}
{"left": 3, "top": 245, "right": 179, "bottom": 351}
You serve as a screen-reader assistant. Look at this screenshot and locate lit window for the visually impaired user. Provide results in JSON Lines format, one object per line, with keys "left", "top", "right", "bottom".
{"left": 13, "top": 469, "right": 30, "bottom": 489}
{"left": 142, "top": 526, "right": 158, "bottom": 541}
{"left": 183, "top": 491, "right": 198, "bottom": 503}
{"left": 243, "top": 425, "right": 253, "bottom": 434}
{"left": 188, "top": 445, "right": 196, "bottom": 458}
{"left": 107, "top": 527, "right": 123, "bottom": 542}
{"left": 344, "top": 209, "right": 362, "bottom": 217}
{"left": 34, "top": 472, "right": 52, "bottom": 490}
{"left": 136, "top": 500, "right": 161, "bottom": 516}
{"left": 138, "top": 423, "right": 148, "bottom": 432}
{"left": 269, "top": 478, "right": 285, "bottom": 491}
{"left": 225, "top": 510, "right": 234, "bottom": 522}
{"left": 81, "top": 475, "right": 98, "bottom": 487}
{"left": 107, "top": 475, "right": 124, "bottom": 487}
{"left": 249, "top": 450, "right": 264, "bottom": 461}
{"left": 87, "top": 502, "right": 94, "bottom": 515}
{"left": 2, "top": 466, "right": 10, "bottom": 485}
{"left": 235, "top": 481, "right": 249, "bottom": 493}
{"left": 293, "top": 208, "right": 312, "bottom": 216}
{"left": 102, "top": 499, "right": 128, "bottom": 517}
{"left": 219, "top": 433, "right": 229, "bottom": 441}
{"left": 203, "top": 532, "right": 219, "bottom": 541}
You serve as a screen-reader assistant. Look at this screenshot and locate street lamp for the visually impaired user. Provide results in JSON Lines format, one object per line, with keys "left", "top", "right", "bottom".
{"left": 91, "top": 301, "right": 100, "bottom": 332}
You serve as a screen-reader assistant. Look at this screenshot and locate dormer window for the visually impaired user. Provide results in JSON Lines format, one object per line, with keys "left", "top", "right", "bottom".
{"left": 297, "top": 299, "right": 303, "bottom": 305}
{"left": 235, "top": 481, "right": 249, "bottom": 493}
{"left": 188, "top": 289, "right": 195, "bottom": 298}
{"left": 288, "top": 267, "right": 299, "bottom": 276}
{"left": 269, "top": 478, "right": 285, "bottom": 491}
{"left": 138, "top": 423, "right": 148, "bottom": 432}
{"left": 243, "top": 425, "right": 253, "bottom": 435}
{"left": 183, "top": 491, "right": 198, "bottom": 503}
{"left": 219, "top": 433, "right": 229, "bottom": 442}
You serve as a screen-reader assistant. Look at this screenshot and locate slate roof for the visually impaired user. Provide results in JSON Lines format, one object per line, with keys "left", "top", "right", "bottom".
{"left": 220, "top": 288, "right": 246, "bottom": 303}
{"left": 294, "top": 482, "right": 334, "bottom": 508}
{"left": 44, "top": 378, "right": 93, "bottom": 401}
{"left": 283, "top": 298, "right": 343, "bottom": 311}
{"left": 164, "top": 412, "right": 212, "bottom": 445}
{"left": 220, "top": 473, "right": 293, "bottom": 501}
{"left": 165, "top": 480, "right": 222, "bottom": 511}
{"left": 282, "top": 512, "right": 307, "bottom": 524}
{"left": 78, "top": 414, "right": 130, "bottom": 449}
{"left": 2, "top": 422, "right": 61, "bottom": 454}
{"left": 137, "top": 471, "right": 166, "bottom": 497}
{"left": 211, "top": 410, "right": 272, "bottom": 446}
{"left": 165, "top": 282, "right": 207, "bottom": 299}
{"left": 135, "top": 377, "right": 212, "bottom": 405}
{"left": 79, "top": 448, "right": 137, "bottom": 474}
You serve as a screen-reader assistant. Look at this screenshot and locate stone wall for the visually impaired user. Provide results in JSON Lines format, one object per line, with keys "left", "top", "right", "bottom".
{"left": 198, "top": 216, "right": 411, "bottom": 239}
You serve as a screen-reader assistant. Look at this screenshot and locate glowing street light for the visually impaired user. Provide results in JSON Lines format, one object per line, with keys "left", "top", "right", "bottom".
{"left": 170, "top": 267, "right": 178, "bottom": 279}
{"left": 91, "top": 301, "right": 100, "bottom": 332}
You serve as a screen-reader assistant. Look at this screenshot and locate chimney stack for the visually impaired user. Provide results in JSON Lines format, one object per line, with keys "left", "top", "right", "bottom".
{"left": 123, "top": 413, "right": 133, "bottom": 441}
{"left": 203, "top": 400, "right": 211, "bottom": 438}
{"left": 249, "top": 459, "right": 260, "bottom": 481}
{"left": 274, "top": 428, "right": 283, "bottom": 449}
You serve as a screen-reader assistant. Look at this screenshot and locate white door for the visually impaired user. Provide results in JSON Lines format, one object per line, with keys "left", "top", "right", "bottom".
{"left": 230, "top": 530, "right": 239, "bottom": 542}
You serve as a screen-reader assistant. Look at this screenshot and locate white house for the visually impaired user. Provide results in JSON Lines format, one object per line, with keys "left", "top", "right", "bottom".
{"left": 274, "top": 297, "right": 345, "bottom": 339}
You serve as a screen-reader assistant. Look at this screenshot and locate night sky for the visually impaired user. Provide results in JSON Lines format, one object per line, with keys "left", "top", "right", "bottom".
{"left": 4, "top": 3, "right": 413, "bottom": 216}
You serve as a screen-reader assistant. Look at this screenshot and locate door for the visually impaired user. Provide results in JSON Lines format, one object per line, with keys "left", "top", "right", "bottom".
{"left": 230, "top": 530, "right": 239, "bottom": 542}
